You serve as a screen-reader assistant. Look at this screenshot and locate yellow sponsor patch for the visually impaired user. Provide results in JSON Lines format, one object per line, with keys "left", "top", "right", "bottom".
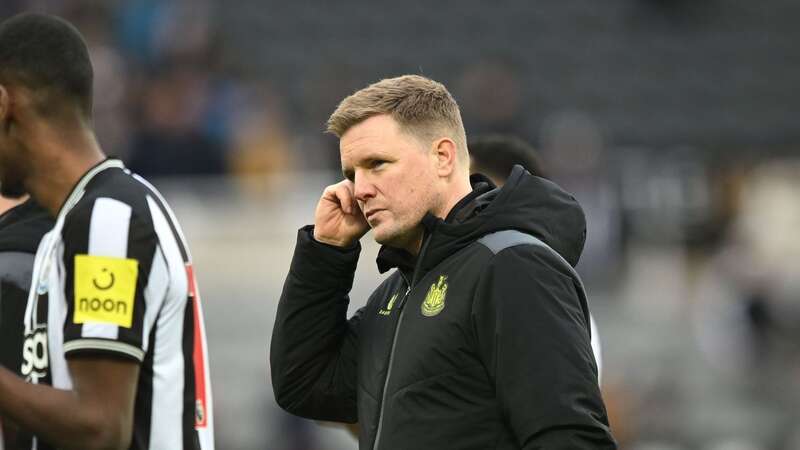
{"left": 74, "top": 254, "right": 138, "bottom": 328}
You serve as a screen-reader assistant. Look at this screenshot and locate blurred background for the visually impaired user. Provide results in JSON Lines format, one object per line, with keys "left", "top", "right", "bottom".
{"left": 3, "top": 0, "right": 800, "bottom": 449}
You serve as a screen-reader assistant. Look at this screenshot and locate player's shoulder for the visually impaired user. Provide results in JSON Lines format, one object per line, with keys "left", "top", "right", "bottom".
{"left": 82, "top": 166, "right": 153, "bottom": 208}
{"left": 66, "top": 167, "right": 160, "bottom": 232}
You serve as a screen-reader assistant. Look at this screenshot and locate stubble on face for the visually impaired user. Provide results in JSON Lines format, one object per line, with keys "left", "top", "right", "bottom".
{"left": 371, "top": 184, "right": 435, "bottom": 253}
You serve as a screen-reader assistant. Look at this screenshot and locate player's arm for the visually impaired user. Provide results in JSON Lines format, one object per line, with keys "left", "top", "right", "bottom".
{"left": 471, "top": 247, "right": 617, "bottom": 449}
{"left": 0, "top": 357, "right": 138, "bottom": 450}
{"left": 270, "top": 180, "right": 369, "bottom": 423}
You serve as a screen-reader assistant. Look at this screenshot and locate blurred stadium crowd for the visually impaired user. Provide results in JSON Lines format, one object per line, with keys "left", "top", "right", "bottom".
{"left": 2, "top": 0, "right": 799, "bottom": 449}
{"left": 1, "top": 0, "right": 294, "bottom": 181}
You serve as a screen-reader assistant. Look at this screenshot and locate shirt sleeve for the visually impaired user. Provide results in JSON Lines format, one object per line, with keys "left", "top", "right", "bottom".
{"left": 60, "top": 197, "right": 158, "bottom": 363}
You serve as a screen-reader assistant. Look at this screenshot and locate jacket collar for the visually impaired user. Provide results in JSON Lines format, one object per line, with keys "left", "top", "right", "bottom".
{"left": 375, "top": 174, "right": 496, "bottom": 277}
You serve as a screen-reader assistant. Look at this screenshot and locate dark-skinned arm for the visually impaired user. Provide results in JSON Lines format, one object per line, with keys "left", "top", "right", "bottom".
{"left": 0, "top": 356, "right": 139, "bottom": 450}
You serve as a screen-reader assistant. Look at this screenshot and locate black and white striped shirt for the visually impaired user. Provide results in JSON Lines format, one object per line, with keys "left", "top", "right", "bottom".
{"left": 22, "top": 159, "right": 214, "bottom": 450}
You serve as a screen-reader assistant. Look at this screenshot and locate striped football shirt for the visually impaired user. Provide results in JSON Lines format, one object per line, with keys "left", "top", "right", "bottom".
{"left": 22, "top": 159, "right": 214, "bottom": 450}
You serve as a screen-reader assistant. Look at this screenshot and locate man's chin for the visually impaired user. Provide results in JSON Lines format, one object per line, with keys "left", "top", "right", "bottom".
{"left": 372, "top": 227, "right": 400, "bottom": 247}
{"left": 373, "top": 227, "right": 422, "bottom": 254}
{"left": 372, "top": 230, "right": 393, "bottom": 246}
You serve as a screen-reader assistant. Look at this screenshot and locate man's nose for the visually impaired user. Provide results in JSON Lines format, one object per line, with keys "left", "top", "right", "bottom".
{"left": 353, "top": 173, "right": 376, "bottom": 202}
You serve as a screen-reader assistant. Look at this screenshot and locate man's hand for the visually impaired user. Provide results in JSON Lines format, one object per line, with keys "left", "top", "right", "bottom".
{"left": 313, "top": 180, "right": 369, "bottom": 247}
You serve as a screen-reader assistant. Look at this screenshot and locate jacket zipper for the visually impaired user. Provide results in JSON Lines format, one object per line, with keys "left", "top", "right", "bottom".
{"left": 372, "top": 231, "right": 435, "bottom": 450}
{"left": 371, "top": 285, "right": 409, "bottom": 450}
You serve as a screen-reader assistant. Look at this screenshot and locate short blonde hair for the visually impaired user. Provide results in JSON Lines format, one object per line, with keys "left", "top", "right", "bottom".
{"left": 327, "top": 75, "right": 468, "bottom": 164}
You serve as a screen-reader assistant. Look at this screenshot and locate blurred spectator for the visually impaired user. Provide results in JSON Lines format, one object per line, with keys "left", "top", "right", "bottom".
{"left": 456, "top": 58, "right": 527, "bottom": 137}
{"left": 127, "top": 62, "right": 227, "bottom": 177}
{"left": 116, "top": 0, "right": 213, "bottom": 66}
{"left": 116, "top": 0, "right": 168, "bottom": 64}
{"left": 468, "top": 134, "right": 546, "bottom": 182}
{"left": 61, "top": 2, "right": 133, "bottom": 158}
{"left": 227, "top": 80, "right": 293, "bottom": 194}
{"left": 541, "top": 111, "right": 622, "bottom": 285}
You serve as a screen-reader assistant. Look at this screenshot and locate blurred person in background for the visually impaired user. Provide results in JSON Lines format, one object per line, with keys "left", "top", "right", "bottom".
{"left": 226, "top": 80, "right": 293, "bottom": 194}
{"left": 113, "top": 0, "right": 233, "bottom": 178}
{"left": 469, "top": 133, "right": 604, "bottom": 380}
{"left": 468, "top": 134, "right": 546, "bottom": 182}
{"left": 455, "top": 59, "right": 527, "bottom": 139}
{"left": 0, "top": 13, "right": 213, "bottom": 449}
{"left": 127, "top": 61, "right": 227, "bottom": 177}
{"left": 271, "top": 75, "right": 615, "bottom": 449}
{"left": 0, "top": 195, "right": 52, "bottom": 450}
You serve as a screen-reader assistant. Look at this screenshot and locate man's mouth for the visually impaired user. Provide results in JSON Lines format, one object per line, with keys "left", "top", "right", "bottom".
{"left": 365, "top": 209, "right": 385, "bottom": 220}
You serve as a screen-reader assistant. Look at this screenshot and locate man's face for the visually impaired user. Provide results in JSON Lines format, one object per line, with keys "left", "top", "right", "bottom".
{"left": 341, "top": 114, "right": 441, "bottom": 250}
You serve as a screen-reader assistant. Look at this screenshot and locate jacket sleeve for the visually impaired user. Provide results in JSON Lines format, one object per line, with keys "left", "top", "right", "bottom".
{"left": 471, "top": 246, "right": 617, "bottom": 449}
{"left": 270, "top": 225, "right": 362, "bottom": 423}
{"left": 0, "top": 252, "right": 34, "bottom": 374}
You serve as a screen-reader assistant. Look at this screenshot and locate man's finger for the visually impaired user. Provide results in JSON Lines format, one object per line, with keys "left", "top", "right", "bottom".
{"left": 334, "top": 185, "right": 353, "bottom": 215}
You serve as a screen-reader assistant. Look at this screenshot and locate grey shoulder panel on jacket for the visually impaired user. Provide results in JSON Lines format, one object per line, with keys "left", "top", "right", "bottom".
{"left": 478, "top": 230, "right": 545, "bottom": 255}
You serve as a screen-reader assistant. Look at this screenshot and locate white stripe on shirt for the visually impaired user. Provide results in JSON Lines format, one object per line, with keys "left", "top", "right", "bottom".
{"left": 81, "top": 198, "right": 132, "bottom": 341}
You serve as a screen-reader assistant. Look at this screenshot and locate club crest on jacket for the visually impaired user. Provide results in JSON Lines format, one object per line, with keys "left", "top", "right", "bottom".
{"left": 421, "top": 275, "right": 447, "bottom": 317}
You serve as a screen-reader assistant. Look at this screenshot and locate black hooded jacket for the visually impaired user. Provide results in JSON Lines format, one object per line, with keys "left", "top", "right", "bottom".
{"left": 271, "top": 167, "right": 616, "bottom": 449}
{"left": 0, "top": 199, "right": 53, "bottom": 373}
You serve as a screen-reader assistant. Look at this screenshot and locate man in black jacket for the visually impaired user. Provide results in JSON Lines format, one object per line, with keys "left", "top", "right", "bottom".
{"left": 271, "top": 75, "right": 616, "bottom": 449}
{"left": 0, "top": 196, "right": 53, "bottom": 449}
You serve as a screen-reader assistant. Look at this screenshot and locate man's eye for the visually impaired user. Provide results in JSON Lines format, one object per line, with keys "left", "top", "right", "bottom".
{"left": 370, "top": 160, "right": 387, "bottom": 169}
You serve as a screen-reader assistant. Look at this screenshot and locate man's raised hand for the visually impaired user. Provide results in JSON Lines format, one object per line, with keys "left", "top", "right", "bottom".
{"left": 313, "top": 180, "right": 370, "bottom": 247}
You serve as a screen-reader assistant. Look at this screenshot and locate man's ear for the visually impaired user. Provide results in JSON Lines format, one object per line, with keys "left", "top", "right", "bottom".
{"left": 431, "top": 137, "right": 458, "bottom": 177}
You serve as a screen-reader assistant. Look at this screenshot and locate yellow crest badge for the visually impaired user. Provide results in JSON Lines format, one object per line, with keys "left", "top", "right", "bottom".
{"left": 74, "top": 254, "right": 138, "bottom": 328}
{"left": 421, "top": 275, "right": 448, "bottom": 317}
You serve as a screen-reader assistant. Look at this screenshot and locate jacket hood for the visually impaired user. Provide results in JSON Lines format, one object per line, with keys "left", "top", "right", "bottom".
{"left": 378, "top": 165, "right": 587, "bottom": 281}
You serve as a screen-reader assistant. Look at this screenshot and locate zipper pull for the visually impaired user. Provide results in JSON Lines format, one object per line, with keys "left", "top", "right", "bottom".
{"left": 397, "top": 287, "right": 411, "bottom": 310}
